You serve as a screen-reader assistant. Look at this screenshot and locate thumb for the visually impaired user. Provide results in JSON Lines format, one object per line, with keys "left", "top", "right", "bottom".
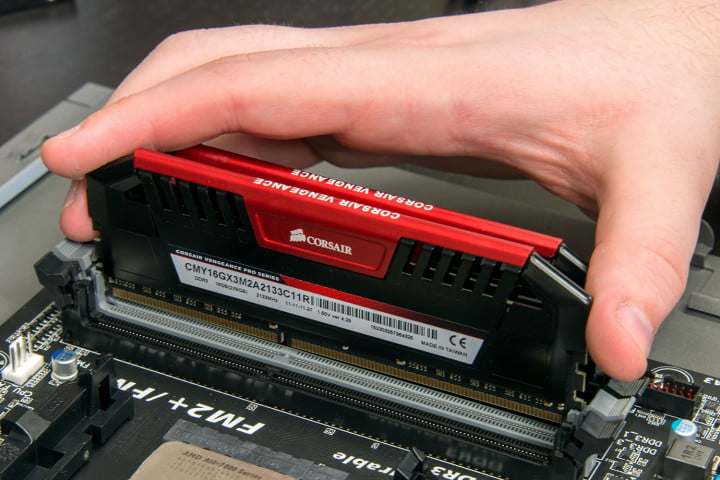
{"left": 585, "top": 146, "right": 712, "bottom": 381}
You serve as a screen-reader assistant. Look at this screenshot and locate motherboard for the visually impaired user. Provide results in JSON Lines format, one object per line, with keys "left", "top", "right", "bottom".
{"left": 0, "top": 289, "right": 718, "bottom": 479}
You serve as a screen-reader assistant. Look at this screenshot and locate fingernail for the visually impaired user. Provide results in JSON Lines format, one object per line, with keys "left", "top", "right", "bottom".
{"left": 616, "top": 304, "right": 654, "bottom": 357}
{"left": 64, "top": 180, "right": 80, "bottom": 208}
{"left": 54, "top": 124, "right": 81, "bottom": 140}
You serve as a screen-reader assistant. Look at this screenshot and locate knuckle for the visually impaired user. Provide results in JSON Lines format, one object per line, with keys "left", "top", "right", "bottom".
{"left": 153, "top": 29, "right": 206, "bottom": 56}
{"left": 642, "top": 235, "right": 690, "bottom": 292}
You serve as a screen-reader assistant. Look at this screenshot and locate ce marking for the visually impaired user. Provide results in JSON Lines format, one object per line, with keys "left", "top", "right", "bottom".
{"left": 449, "top": 335, "right": 467, "bottom": 349}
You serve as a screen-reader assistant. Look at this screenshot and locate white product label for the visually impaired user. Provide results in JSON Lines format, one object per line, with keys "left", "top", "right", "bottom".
{"left": 170, "top": 252, "right": 483, "bottom": 364}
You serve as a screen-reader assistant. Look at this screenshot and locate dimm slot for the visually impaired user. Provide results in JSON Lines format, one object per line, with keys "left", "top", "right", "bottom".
{"left": 90, "top": 269, "right": 557, "bottom": 450}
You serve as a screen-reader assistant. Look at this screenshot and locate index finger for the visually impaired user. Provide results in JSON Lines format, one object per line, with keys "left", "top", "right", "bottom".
{"left": 107, "top": 22, "right": 414, "bottom": 105}
{"left": 41, "top": 42, "right": 480, "bottom": 179}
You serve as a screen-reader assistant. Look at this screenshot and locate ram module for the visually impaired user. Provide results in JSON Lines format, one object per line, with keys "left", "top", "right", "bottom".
{"left": 84, "top": 147, "right": 592, "bottom": 422}
{"left": 176, "top": 145, "right": 586, "bottom": 283}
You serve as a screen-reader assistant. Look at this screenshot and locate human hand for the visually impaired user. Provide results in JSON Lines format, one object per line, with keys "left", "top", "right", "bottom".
{"left": 42, "top": 0, "right": 720, "bottom": 380}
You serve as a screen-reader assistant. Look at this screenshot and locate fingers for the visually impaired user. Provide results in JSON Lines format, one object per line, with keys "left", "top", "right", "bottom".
{"left": 108, "top": 23, "right": 405, "bottom": 104}
{"left": 42, "top": 22, "right": 407, "bottom": 178}
{"left": 42, "top": 49, "right": 349, "bottom": 178}
{"left": 106, "top": 12, "right": 530, "bottom": 105}
{"left": 585, "top": 136, "right": 716, "bottom": 380}
{"left": 44, "top": 10, "right": 546, "bottom": 181}
{"left": 41, "top": 42, "right": 472, "bottom": 179}
{"left": 60, "top": 179, "right": 97, "bottom": 241}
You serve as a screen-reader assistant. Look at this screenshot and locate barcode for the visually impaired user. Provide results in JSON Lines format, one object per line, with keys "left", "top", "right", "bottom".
{"left": 315, "top": 298, "right": 438, "bottom": 340}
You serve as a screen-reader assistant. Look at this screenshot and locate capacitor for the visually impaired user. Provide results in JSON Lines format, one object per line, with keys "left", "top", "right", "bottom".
{"left": 669, "top": 419, "right": 698, "bottom": 446}
{"left": 50, "top": 349, "right": 78, "bottom": 382}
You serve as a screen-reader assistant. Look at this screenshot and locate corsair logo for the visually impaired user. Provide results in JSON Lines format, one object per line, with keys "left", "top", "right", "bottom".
{"left": 288, "top": 228, "right": 353, "bottom": 255}
{"left": 289, "top": 228, "right": 306, "bottom": 243}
